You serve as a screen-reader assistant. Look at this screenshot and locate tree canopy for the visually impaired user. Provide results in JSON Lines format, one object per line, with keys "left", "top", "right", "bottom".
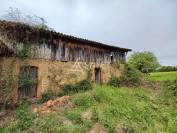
{"left": 128, "top": 51, "right": 160, "bottom": 73}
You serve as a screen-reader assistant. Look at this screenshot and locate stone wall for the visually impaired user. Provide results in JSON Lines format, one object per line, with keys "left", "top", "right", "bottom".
{"left": 0, "top": 57, "right": 124, "bottom": 102}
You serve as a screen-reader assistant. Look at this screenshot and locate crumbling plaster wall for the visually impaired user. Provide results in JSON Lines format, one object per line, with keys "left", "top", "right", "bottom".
{"left": 0, "top": 57, "right": 124, "bottom": 102}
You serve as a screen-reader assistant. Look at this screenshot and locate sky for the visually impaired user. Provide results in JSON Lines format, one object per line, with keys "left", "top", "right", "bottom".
{"left": 0, "top": 0, "right": 177, "bottom": 66}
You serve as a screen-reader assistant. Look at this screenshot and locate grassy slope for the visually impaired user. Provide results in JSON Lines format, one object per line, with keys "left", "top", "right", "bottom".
{"left": 149, "top": 71, "right": 177, "bottom": 81}
{"left": 1, "top": 85, "right": 176, "bottom": 133}
{"left": 68, "top": 86, "right": 177, "bottom": 133}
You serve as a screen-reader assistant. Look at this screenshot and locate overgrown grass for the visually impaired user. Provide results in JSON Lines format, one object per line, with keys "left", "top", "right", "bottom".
{"left": 67, "top": 85, "right": 177, "bottom": 133}
{"left": 69, "top": 86, "right": 153, "bottom": 132}
{"left": 1, "top": 86, "right": 176, "bottom": 133}
{"left": 148, "top": 71, "right": 177, "bottom": 81}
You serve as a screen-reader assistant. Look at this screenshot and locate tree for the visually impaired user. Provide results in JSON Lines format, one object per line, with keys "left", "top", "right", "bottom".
{"left": 128, "top": 51, "right": 160, "bottom": 73}
{"left": 1, "top": 7, "right": 52, "bottom": 30}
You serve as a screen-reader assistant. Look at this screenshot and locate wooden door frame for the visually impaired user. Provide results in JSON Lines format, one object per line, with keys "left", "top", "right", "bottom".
{"left": 95, "top": 67, "right": 102, "bottom": 84}
{"left": 18, "top": 66, "right": 38, "bottom": 99}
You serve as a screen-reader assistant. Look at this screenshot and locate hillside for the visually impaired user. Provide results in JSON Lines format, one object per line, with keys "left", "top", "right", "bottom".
{"left": 1, "top": 84, "right": 176, "bottom": 133}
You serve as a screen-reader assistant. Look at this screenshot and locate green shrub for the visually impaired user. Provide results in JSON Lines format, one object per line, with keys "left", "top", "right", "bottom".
{"left": 39, "top": 90, "right": 54, "bottom": 103}
{"left": 107, "top": 75, "right": 120, "bottom": 87}
{"left": 59, "top": 79, "right": 92, "bottom": 96}
{"left": 74, "top": 79, "right": 92, "bottom": 92}
{"left": 121, "top": 64, "right": 141, "bottom": 87}
{"left": 166, "top": 78, "right": 177, "bottom": 97}
{"left": 16, "top": 101, "right": 36, "bottom": 130}
{"left": 58, "top": 69, "right": 92, "bottom": 96}
{"left": 59, "top": 84, "right": 75, "bottom": 96}
{"left": 108, "top": 64, "right": 141, "bottom": 87}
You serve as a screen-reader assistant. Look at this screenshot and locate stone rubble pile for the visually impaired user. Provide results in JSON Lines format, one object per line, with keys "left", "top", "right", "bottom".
{"left": 32, "top": 96, "right": 70, "bottom": 114}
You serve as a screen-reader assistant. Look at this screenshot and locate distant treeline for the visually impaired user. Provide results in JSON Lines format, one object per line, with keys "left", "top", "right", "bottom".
{"left": 156, "top": 66, "right": 177, "bottom": 72}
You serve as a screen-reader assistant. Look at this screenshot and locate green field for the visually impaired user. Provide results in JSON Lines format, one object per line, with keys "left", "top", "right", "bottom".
{"left": 149, "top": 71, "right": 177, "bottom": 81}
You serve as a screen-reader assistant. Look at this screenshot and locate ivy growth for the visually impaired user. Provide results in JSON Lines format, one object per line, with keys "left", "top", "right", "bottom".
{"left": 17, "top": 47, "right": 31, "bottom": 59}
{"left": 108, "top": 64, "right": 141, "bottom": 87}
{"left": 0, "top": 58, "right": 16, "bottom": 110}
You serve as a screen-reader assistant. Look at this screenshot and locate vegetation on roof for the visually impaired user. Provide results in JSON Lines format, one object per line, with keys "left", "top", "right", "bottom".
{"left": 0, "top": 20, "right": 131, "bottom": 51}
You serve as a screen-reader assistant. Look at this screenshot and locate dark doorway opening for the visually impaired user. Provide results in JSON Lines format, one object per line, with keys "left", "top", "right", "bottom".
{"left": 95, "top": 68, "right": 101, "bottom": 84}
{"left": 111, "top": 55, "right": 114, "bottom": 63}
{"left": 18, "top": 66, "right": 38, "bottom": 99}
{"left": 61, "top": 43, "right": 66, "bottom": 58}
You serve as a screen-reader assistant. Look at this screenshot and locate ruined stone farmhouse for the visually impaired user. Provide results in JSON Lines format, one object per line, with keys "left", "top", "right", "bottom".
{"left": 0, "top": 21, "right": 131, "bottom": 102}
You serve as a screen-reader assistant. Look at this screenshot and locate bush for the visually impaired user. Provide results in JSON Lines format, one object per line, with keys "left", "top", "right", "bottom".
{"left": 39, "top": 90, "right": 54, "bottom": 103}
{"left": 16, "top": 101, "right": 36, "bottom": 130}
{"left": 58, "top": 79, "right": 92, "bottom": 96}
{"left": 120, "top": 64, "right": 141, "bottom": 87}
{"left": 166, "top": 78, "right": 177, "bottom": 97}
{"left": 108, "top": 64, "right": 141, "bottom": 87}
{"left": 107, "top": 75, "right": 120, "bottom": 87}
{"left": 60, "top": 84, "right": 74, "bottom": 96}
{"left": 74, "top": 79, "right": 92, "bottom": 92}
